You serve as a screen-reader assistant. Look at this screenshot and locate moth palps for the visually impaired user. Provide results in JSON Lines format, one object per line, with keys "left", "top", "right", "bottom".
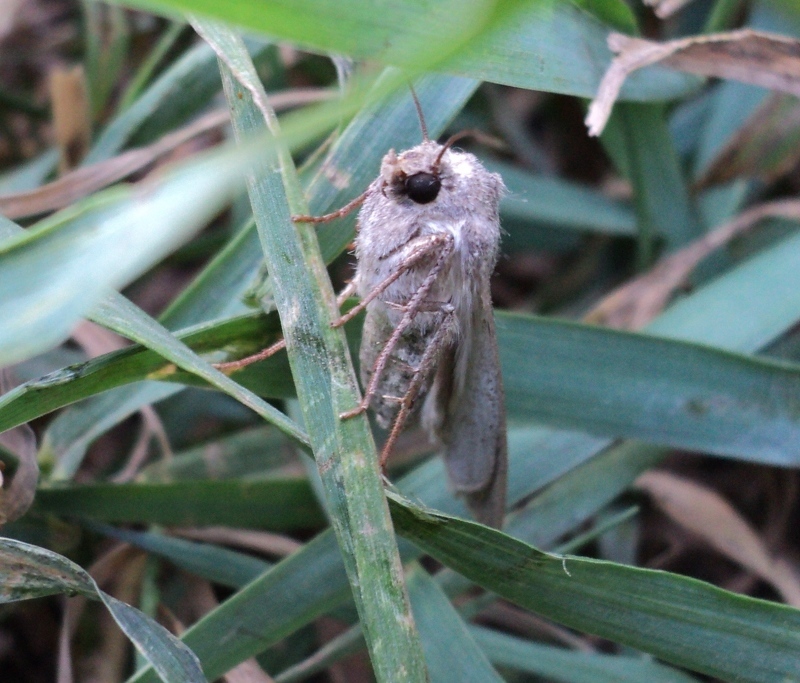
{"left": 311, "top": 130, "right": 508, "bottom": 529}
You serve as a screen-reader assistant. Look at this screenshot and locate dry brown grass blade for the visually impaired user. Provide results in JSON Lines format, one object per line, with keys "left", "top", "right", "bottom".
{"left": 224, "top": 659, "right": 276, "bottom": 683}
{"left": 586, "top": 29, "right": 800, "bottom": 136}
{"left": 636, "top": 471, "right": 800, "bottom": 607}
{"left": 175, "top": 576, "right": 276, "bottom": 682}
{"left": 478, "top": 601, "right": 595, "bottom": 652}
{"left": 584, "top": 199, "right": 800, "bottom": 329}
{"left": 57, "top": 544, "right": 146, "bottom": 683}
{"left": 643, "top": 0, "right": 697, "bottom": 19}
{"left": 0, "top": 0, "right": 25, "bottom": 39}
{"left": 0, "top": 369, "right": 38, "bottom": 525}
{"left": 171, "top": 526, "right": 302, "bottom": 558}
{"left": 70, "top": 320, "right": 127, "bottom": 357}
{"left": 49, "top": 64, "right": 91, "bottom": 172}
{"left": 696, "top": 93, "right": 800, "bottom": 188}
{"left": 0, "top": 108, "right": 228, "bottom": 219}
{"left": 83, "top": 552, "right": 148, "bottom": 683}
{"left": 69, "top": 321, "right": 173, "bottom": 483}
{"left": 110, "top": 405, "right": 172, "bottom": 483}
{"left": 0, "top": 88, "right": 332, "bottom": 219}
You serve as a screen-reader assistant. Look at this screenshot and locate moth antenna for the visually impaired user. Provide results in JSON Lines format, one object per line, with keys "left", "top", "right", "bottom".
{"left": 409, "top": 86, "right": 429, "bottom": 142}
{"left": 434, "top": 128, "right": 507, "bottom": 169}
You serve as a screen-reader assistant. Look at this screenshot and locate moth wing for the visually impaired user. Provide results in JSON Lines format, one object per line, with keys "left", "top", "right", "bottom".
{"left": 358, "top": 306, "right": 396, "bottom": 429}
{"left": 431, "top": 293, "right": 507, "bottom": 528}
{"left": 359, "top": 303, "right": 430, "bottom": 430}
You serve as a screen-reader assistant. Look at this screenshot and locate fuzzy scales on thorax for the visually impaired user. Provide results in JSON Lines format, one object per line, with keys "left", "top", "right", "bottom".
{"left": 354, "top": 141, "right": 505, "bottom": 429}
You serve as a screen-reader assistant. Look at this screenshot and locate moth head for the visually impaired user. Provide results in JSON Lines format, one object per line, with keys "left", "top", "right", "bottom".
{"left": 385, "top": 133, "right": 469, "bottom": 206}
{"left": 380, "top": 131, "right": 504, "bottom": 207}
{"left": 380, "top": 140, "right": 445, "bottom": 205}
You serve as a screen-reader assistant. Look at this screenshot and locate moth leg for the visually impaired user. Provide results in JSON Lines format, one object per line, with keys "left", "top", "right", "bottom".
{"left": 216, "top": 283, "right": 358, "bottom": 373}
{"left": 340, "top": 231, "right": 456, "bottom": 420}
{"left": 215, "top": 337, "right": 286, "bottom": 373}
{"left": 292, "top": 190, "right": 369, "bottom": 224}
{"left": 379, "top": 304, "right": 454, "bottom": 469}
{"left": 216, "top": 191, "right": 386, "bottom": 374}
{"left": 332, "top": 232, "right": 450, "bottom": 329}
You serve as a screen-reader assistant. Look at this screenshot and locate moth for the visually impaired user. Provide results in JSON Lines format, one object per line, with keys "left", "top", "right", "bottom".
{"left": 221, "top": 99, "right": 508, "bottom": 528}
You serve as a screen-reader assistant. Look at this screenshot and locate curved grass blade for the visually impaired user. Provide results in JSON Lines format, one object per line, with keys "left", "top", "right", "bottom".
{"left": 6, "top": 314, "right": 288, "bottom": 454}
{"left": 389, "top": 494, "right": 800, "bottom": 682}
{"left": 123, "top": 427, "right": 630, "bottom": 683}
{"left": 113, "top": 0, "right": 697, "bottom": 100}
{"left": 0, "top": 537, "right": 206, "bottom": 683}
{"left": 93, "top": 293, "right": 308, "bottom": 448}
{"left": 0, "top": 141, "right": 259, "bottom": 368}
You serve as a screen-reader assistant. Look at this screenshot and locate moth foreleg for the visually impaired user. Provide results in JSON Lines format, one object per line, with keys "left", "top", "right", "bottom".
{"left": 292, "top": 190, "right": 369, "bottom": 224}
{"left": 378, "top": 304, "right": 454, "bottom": 469}
{"left": 340, "top": 231, "right": 456, "bottom": 421}
{"left": 215, "top": 337, "right": 287, "bottom": 373}
{"left": 216, "top": 282, "right": 358, "bottom": 373}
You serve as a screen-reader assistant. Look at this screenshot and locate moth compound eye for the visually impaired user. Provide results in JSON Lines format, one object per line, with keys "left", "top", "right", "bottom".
{"left": 404, "top": 172, "right": 441, "bottom": 204}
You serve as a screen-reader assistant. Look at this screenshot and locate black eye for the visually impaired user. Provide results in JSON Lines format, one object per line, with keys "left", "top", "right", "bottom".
{"left": 404, "top": 172, "right": 441, "bottom": 204}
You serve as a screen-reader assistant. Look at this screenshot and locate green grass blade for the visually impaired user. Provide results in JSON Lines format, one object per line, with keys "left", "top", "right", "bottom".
{"left": 158, "top": 217, "right": 260, "bottom": 328}
{"left": 471, "top": 626, "right": 699, "bottom": 683}
{"left": 119, "top": 21, "right": 187, "bottom": 111}
{"left": 407, "top": 565, "right": 504, "bottom": 683}
{"left": 114, "top": 0, "right": 696, "bottom": 100}
{"left": 602, "top": 103, "right": 700, "bottom": 263}
{"left": 0, "top": 538, "right": 206, "bottom": 683}
{"left": 507, "top": 441, "right": 665, "bottom": 549}
{"left": 34, "top": 477, "right": 322, "bottom": 529}
{"left": 390, "top": 495, "right": 800, "bottom": 682}
{"left": 204, "top": 21, "right": 427, "bottom": 681}
{"left": 85, "top": 38, "right": 271, "bottom": 163}
{"left": 0, "top": 141, "right": 253, "bottom": 367}
{"left": 0, "top": 313, "right": 288, "bottom": 434}
{"left": 123, "top": 424, "right": 618, "bottom": 683}
{"left": 126, "top": 531, "right": 352, "bottom": 683}
{"left": 499, "top": 313, "right": 800, "bottom": 466}
{"left": 136, "top": 425, "right": 295, "bottom": 482}
{"left": 91, "top": 523, "right": 271, "bottom": 589}
{"left": 490, "top": 159, "right": 636, "bottom": 239}
{"left": 92, "top": 293, "right": 308, "bottom": 448}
